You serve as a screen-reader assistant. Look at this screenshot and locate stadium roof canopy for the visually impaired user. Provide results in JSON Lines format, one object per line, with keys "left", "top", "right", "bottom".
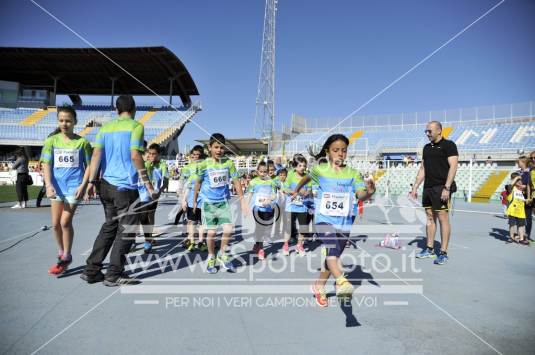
{"left": 0, "top": 46, "right": 199, "bottom": 106}
{"left": 196, "top": 137, "right": 268, "bottom": 156}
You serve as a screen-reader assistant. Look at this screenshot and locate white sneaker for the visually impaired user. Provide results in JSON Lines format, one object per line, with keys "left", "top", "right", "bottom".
{"left": 21, "top": 201, "right": 27, "bottom": 208}
{"left": 11, "top": 203, "right": 22, "bottom": 209}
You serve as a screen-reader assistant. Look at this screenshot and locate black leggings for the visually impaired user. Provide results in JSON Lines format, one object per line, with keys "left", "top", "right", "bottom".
{"left": 16, "top": 173, "right": 29, "bottom": 202}
{"left": 285, "top": 211, "right": 310, "bottom": 240}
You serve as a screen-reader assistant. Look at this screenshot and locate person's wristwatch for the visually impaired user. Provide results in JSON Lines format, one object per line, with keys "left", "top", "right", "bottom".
{"left": 443, "top": 186, "right": 450, "bottom": 191}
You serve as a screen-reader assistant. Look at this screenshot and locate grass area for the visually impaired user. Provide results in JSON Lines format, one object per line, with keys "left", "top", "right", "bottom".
{"left": 0, "top": 185, "right": 42, "bottom": 203}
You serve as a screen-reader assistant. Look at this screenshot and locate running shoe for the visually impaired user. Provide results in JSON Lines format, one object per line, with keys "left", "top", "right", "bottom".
{"left": 180, "top": 239, "right": 191, "bottom": 249}
{"left": 296, "top": 243, "right": 306, "bottom": 256}
{"left": 49, "top": 258, "right": 72, "bottom": 276}
{"left": 311, "top": 284, "right": 328, "bottom": 308}
{"left": 187, "top": 241, "right": 196, "bottom": 252}
{"left": 519, "top": 240, "right": 530, "bottom": 246}
{"left": 206, "top": 257, "right": 217, "bottom": 274}
{"left": 282, "top": 242, "right": 290, "bottom": 256}
{"left": 434, "top": 253, "right": 449, "bottom": 265}
{"left": 80, "top": 271, "right": 105, "bottom": 284}
{"left": 258, "top": 248, "right": 265, "bottom": 260}
{"left": 197, "top": 241, "right": 208, "bottom": 252}
{"left": 143, "top": 241, "right": 153, "bottom": 254}
{"left": 103, "top": 274, "right": 140, "bottom": 287}
{"left": 335, "top": 277, "right": 354, "bottom": 299}
{"left": 48, "top": 262, "right": 60, "bottom": 275}
{"left": 416, "top": 248, "right": 436, "bottom": 259}
{"left": 217, "top": 253, "right": 235, "bottom": 272}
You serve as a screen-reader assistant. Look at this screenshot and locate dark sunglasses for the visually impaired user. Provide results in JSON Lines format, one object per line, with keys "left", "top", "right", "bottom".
{"left": 424, "top": 130, "right": 432, "bottom": 134}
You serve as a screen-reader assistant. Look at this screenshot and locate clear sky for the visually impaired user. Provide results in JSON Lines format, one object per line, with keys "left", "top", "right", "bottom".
{"left": 1, "top": 0, "right": 534, "bottom": 151}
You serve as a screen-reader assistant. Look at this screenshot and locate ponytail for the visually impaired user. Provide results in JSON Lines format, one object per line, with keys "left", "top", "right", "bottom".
{"left": 48, "top": 127, "right": 61, "bottom": 137}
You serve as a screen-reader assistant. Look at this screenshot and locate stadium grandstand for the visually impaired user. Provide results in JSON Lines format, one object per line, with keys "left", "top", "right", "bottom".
{"left": 274, "top": 101, "right": 535, "bottom": 161}
{"left": 261, "top": 101, "right": 534, "bottom": 202}
{"left": 0, "top": 46, "right": 201, "bottom": 160}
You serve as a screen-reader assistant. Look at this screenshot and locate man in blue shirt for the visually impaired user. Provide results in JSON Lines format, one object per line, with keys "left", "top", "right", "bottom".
{"left": 81, "top": 95, "right": 156, "bottom": 286}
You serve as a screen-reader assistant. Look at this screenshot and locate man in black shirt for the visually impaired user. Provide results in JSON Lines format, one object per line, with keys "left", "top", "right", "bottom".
{"left": 411, "top": 121, "right": 458, "bottom": 265}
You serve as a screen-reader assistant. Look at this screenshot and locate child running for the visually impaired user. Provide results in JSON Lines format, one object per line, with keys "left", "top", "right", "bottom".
{"left": 40, "top": 105, "right": 92, "bottom": 275}
{"left": 282, "top": 155, "right": 311, "bottom": 256}
{"left": 292, "top": 134, "right": 375, "bottom": 307}
{"left": 182, "top": 145, "right": 207, "bottom": 251}
{"left": 193, "top": 133, "right": 248, "bottom": 273}
{"left": 246, "top": 161, "right": 278, "bottom": 260}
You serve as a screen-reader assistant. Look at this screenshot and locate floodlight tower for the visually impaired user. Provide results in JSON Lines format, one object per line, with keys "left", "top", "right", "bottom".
{"left": 254, "top": 0, "right": 277, "bottom": 154}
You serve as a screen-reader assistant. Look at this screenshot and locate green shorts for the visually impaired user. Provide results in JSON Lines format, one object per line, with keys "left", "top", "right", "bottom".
{"left": 201, "top": 201, "right": 233, "bottom": 229}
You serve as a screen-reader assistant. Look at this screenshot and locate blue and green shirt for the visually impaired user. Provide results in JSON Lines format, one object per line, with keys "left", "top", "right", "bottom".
{"left": 283, "top": 170, "right": 312, "bottom": 213}
{"left": 247, "top": 176, "right": 278, "bottom": 212}
{"left": 94, "top": 116, "right": 144, "bottom": 190}
{"left": 145, "top": 159, "right": 168, "bottom": 191}
{"left": 40, "top": 133, "right": 92, "bottom": 197}
{"left": 183, "top": 160, "right": 203, "bottom": 208}
{"left": 308, "top": 163, "right": 365, "bottom": 230}
{"left": 193, "top": 157, "right": 239, "bottom": 203}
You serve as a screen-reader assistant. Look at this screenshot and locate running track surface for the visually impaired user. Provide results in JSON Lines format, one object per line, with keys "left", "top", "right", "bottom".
{"left": 0, "top": 195, "right": 533, "bottom": 355}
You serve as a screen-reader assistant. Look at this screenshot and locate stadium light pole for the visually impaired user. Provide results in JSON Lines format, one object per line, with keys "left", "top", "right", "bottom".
{"left": 254, "top": 0, "right": 277, "bottom": 157}
{"left": 110, "top": 77, "right": 117, "bottom": 108}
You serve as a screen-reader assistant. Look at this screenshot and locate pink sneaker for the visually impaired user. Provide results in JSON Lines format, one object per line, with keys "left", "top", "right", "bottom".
{"left": 296, "top": 243, "right": 306, "bottom": 256}
{"left": 282, "top": 242, "right": 289, "bottom": 256}
{"left": 49, "top": 258, "right": 72, "bottom": 276}
{"left": 258, "top": 249, "right": 265, "bottom": 260}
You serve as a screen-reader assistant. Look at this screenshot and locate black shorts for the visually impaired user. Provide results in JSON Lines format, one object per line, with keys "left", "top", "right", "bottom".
{"left": 508, "top": 216, "right": 526, "bottom": 227}
{"left": 186, "top": 206, "right": 202, "bottom": 223}
{"left": 422, "top": 186, "right": 450, "bottom": 211}
{"left": 317, "top": 222, "right": 349, "bottom": 258}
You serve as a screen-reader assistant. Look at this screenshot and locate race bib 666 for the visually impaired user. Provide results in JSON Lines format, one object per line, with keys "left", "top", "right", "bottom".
{"left": 208, "top": 169, "right": 228, "bottom": 188}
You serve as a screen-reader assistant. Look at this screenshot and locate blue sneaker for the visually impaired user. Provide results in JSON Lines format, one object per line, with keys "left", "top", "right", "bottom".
{"left": 217, "top": 253, "right": 235, "bottom": 272}
{"left": 206, "top": 257, "right": 217, "bottom": 274}
{"left": 143, "top": 241, "right": 153, "bottom": 254}
{"left": 434, "top": 253, "right": 449, "bottom": 265}
{"left": 415, "top": 248, "right": 436, "bottom": 259}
